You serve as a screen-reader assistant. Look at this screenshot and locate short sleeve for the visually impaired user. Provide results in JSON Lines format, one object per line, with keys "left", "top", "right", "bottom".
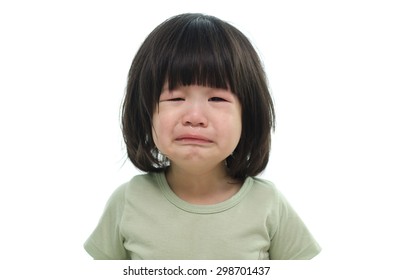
{"left": 268, "top": 191, "right": 321, "bottom": 260}
{"left": 84, "top": 184, "right": 129, "bottom": 260}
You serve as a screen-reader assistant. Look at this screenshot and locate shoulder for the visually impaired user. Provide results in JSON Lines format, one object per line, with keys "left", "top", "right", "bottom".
{"left": 246, "top": 177, "right": 282, "bottom": 204}
{"left": 247, "top": 177, "right": 298, "bottom": 213}
{"left": 122, "top": 172, "right": 161, "bottom": 194}
{"left": 244, "top": 177, "right": 296, "bottom": 222}
{"left": 104, "top": 173, "right": 155, "bottom": 204}
{"left": 109, "top": 173, "right": 164, "bottom": 207}
{"left": 110, "top": 173, "right": 158, "bottom": 193}
{"left": 249, "top": 177, "right": 277, "bottom": 191}
{"left": 236, "top": 177, "right": 284, "bottom": 224}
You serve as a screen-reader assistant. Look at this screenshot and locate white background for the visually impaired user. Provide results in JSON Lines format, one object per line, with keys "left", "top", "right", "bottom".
{"left": 1, "top": 0, "right": 392, "bottom": 279}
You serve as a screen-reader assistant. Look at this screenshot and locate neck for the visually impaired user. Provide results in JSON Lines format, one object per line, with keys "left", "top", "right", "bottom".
{"left": 165, "top": 163, "right": 241, "bottom": 205}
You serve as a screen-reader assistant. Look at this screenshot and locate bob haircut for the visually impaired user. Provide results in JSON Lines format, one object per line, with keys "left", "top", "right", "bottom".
{"left": 122, "top": 13, "right": 275, "bottom": 181}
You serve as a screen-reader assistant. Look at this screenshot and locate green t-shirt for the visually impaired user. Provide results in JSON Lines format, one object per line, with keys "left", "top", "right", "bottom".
{"left": 84, "top": 172, "right": 321, "bottom": 260}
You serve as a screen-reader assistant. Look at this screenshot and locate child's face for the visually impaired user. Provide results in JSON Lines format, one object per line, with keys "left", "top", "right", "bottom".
{"left": 152, "top": 84, "right": 242, "bottom": 174}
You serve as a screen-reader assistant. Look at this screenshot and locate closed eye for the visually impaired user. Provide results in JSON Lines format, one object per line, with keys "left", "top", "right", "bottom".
{"left": 208, "top": 97, "right": 227, "bottom": 102}
{"left": 160, "top": 97, "right": 185, "bottom": 102}
{"left": 169, "top": 98, "right": 185, "bottom": 101}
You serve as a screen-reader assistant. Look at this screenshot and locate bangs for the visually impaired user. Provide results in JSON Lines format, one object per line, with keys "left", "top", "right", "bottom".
{"left": 162, "top": 16, "right": 234, "bottom": 91}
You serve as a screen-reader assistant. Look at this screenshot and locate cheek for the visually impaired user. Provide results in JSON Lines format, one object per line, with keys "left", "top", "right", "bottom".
{"left": 151, "top": 114, "right": 160, "bottom": 146}
{"left": 230, "top": 111, "right": 242, "bottom": 148}
{"left": 217, "top": 112, "right": 242, "bottom": 148}
{"left": 228, "top": 107, "right": 242, "bottom": 134}
{"left": 233, "top": 122, "right": 242, "bottom": 147}
{"left": 151, "top": 113, "right": 171, "bottom": 147}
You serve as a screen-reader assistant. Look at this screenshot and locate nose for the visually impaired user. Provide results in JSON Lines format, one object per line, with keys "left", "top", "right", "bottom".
{"left": 182, "top": 103, "right": 208, "bottom": 128}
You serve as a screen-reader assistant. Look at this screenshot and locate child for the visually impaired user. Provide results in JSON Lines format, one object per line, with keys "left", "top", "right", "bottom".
{"left": 84, "top": 13, "right": 321, "bottom": 260}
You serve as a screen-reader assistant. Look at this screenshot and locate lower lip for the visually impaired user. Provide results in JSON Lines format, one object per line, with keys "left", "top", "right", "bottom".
{"left": 176, "top": 138, "right": 212, "bottom": 144}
